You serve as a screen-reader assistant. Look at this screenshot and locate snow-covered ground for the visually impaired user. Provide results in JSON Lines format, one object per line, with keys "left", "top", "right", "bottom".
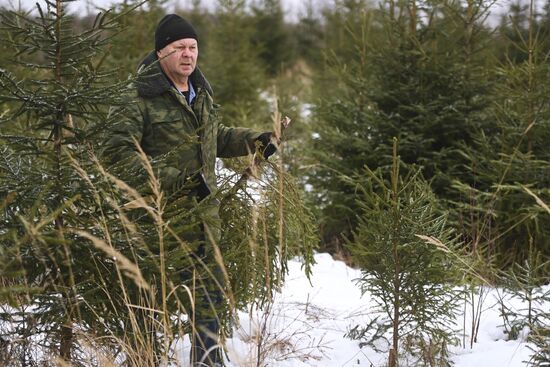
{"left": 176, "top": 253, "right": 546, "bottom": 367}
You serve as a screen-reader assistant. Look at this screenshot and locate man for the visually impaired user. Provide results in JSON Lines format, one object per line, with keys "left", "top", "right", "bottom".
{"left": 103, "top": 14, "right": 276, "bottom": 366}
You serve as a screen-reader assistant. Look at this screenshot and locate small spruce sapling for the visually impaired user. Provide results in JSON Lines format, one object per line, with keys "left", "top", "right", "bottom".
{"left": 347, "top": 139, "right": 461, "bottom": 367}
{"left": 497, "top": 246, "right": 549, "bottom": 341}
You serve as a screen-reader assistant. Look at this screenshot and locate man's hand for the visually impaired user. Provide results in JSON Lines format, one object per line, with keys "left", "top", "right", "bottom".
{"left": 256, "top": 132, "right": 277, "bottom": 159}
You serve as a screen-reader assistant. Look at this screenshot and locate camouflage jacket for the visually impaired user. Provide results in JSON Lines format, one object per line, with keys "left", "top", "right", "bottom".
{"left": 103, "top": 51, "right": 262, "bottom": 199}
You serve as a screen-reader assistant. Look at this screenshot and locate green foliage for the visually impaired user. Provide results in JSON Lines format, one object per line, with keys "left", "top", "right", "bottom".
{"left": 495, "top": 1, "right": 550, "bottom": 64}
{"left": 321, "top": 0, "right": 372, "bottom": 64}
{"left": 0, "top": 1, "right": 139, "bottom": 361}
{"left": 347, "top": 141, "right": 461, "bottom": 366}
{"left": 306, "top": 4, "right": 378, "bottom": 251}
{"left": 251, "top": 0, "right": 294, "bottom": 76}
{"left": 0, "top": 2, "right": 212, "bottom": 363}
{"left": 497, "top": 248, "right": 549, "bottom": 341}
{"left": 1, "top": 0, "right": 549, "bottom": 361}
{"left": 451, "top": 0, "right": 550, "bottom": 269}
{"left": 496, "top": 247, "right": 550, "bottom": 366}
{"left": 306, "top": 0, "right": 537, "bottom": 267}
{"left": 202, "top": 0, "right": 269, "bottom": 126}
{"left": 218, "top": 161, "right": 317, "bottom": 309}
{"left": 292, "top": 1, "right": 324, "bottom": 69}
{"left": 528, "top": 325, "right": 550, "bottom": 366}
{"left": 104, "top": 0, "right": 167, "bottom": 78}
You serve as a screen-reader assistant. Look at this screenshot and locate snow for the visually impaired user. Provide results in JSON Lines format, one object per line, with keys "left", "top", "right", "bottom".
{"left": 0, "top": 253, "right": 545, "bottom": 365}
{"left": 452, "top": 341, "right": 534, "bottom": 367}
{"left": 173, "top": 253, "right": 546, "bottom": 366}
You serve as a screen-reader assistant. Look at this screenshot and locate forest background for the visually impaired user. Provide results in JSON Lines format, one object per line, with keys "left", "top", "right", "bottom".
{"left": 29, "top": 0, "right": 548, "bottom": 268}
{"left": 0, "top": 0, "right": 549, "bottom": 365}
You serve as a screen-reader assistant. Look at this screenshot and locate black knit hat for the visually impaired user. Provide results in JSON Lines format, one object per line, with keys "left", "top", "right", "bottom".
{"left": 155, "top": 14, "right": 198, "bottom": 51}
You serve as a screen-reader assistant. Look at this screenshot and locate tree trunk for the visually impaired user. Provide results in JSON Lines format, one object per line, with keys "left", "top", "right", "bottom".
{"left": 389, "top": 348, "right": 397, "bottom": 367}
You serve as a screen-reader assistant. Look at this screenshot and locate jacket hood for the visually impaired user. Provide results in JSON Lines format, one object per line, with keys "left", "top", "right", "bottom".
{"left": 135, "top": 51, "right": 213, "bottom": 99}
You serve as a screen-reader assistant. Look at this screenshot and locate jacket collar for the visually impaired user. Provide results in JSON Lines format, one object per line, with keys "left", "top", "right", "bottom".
{"left": 135, "top": 51, "right": 213, "bottom": 99}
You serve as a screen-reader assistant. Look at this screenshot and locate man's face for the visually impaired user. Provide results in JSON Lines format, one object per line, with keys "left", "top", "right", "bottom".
{"left": 157, "top": 38, "right": 198, "bottom": 79}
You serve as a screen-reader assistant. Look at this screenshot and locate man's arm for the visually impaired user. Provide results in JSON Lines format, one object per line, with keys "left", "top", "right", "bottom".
{"left": 216, "top": 123, "right": 264, "bottom": 158}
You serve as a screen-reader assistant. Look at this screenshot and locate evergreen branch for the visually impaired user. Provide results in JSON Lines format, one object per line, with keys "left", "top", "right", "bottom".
{"left": 0, "top": 134, "right": 50, "bottom": 143}
{"left": 225, "top": 116, "right": 291, "bottom": 198}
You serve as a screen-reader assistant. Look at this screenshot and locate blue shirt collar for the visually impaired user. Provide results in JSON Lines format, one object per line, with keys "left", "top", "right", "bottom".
{"left": 188, "top": 80, "right": 196, "bottom": 104}
{"left": 163, "top": 70, "right": 196, "bottom": 105}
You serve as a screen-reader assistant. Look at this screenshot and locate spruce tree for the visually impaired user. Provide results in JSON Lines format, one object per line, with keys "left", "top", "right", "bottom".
{"left": 498, "top": 248, "right": 549, "bottom": 340}
{"left": 292, "top": 1, "right": 324, "bottom": 70}
{"left": 452, "top": 0, "right": 550, "bottom": 268}
{"left": 306, "top": 0, "right": 377, "bottom": 252}
{"left": 104, "top": 0, "right": 167, "bottom": 78}
{"left": 203, "top": 0, "right": 269, "bottom": 127}
{"left": 307, "top": 0, "right": 496, "bottom": 253}
{"left": 0, "top": 1, "right": 149, "bottom": 362}
{"left": 496, "top": 243, "right": 550, "bottom": 365}
{"left": 347, "top": 141, "right": 461, "bottom": 367}
{"left": 250, "top": 0, "right": 293, "bottom": 76}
